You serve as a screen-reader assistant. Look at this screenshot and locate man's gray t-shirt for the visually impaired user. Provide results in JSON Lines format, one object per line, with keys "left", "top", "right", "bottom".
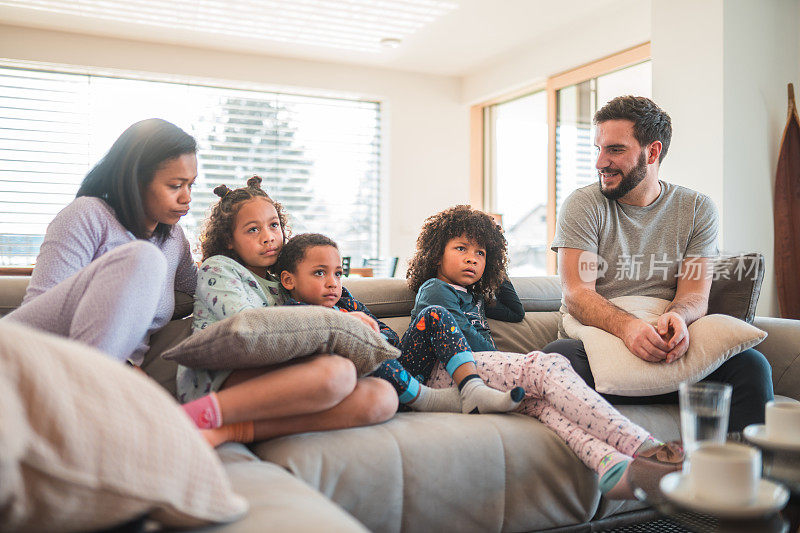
{"left": 551, "top": 181, "right": 719, "bottom": 309}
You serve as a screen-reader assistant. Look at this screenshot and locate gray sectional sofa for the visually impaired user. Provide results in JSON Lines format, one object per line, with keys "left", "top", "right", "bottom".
{"left": 2, "top": 274, "right": 799, "bottom": 532}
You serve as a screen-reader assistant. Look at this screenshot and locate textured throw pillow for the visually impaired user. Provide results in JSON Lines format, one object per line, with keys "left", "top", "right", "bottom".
{"left": 562, "top": 296, "right": 767, "bottom": 396}
{"left": 0, "top": 320, "right": 248, "bottom": 532}
{"left": 707, "top": 253, "right": 765, "bottom": 323}
{"left": 162, "top": 305, "right": 400, "bottom": 375}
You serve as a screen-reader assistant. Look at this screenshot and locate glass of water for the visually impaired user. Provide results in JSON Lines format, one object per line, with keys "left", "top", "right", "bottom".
{"left": 679, "top": 381, "right": 732, "bottom": 466}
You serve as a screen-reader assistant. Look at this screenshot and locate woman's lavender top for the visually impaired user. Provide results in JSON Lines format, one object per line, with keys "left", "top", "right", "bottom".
{"left": 23, "top": 196, "right": 198, "bottom": 338}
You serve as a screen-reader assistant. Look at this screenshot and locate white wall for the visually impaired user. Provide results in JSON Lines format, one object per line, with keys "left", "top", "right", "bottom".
{"left": 651, "top": 0, "right": 725, "bottom": 205}
{"left": 461, "top": 0, "right": 651, "bottom": 104}
{"left": 0, "top": 24, "right": 469, "bottom": 264}
{"left": 721, "top": 0, "right": 799, "bottom": 318}
{"left": 651, "top": 0, "right": 800, "bottom": 317}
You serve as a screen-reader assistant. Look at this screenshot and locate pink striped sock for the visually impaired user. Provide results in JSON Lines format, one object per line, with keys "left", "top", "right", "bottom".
{"left": 182, "top": 392, "right": 223, "bottom": 429}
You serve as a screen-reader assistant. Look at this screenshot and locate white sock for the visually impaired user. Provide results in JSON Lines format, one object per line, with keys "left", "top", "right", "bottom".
{"left": 409, "top": 385, "right": 462, "bottom": 413}
{"left": 458, "top": 375, "right": 524, "bottom": 414}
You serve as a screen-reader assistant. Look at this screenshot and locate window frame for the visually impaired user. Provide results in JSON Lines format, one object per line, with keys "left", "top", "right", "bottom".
{"left": 471, "top": 42, "right": 651, "bottom": 275}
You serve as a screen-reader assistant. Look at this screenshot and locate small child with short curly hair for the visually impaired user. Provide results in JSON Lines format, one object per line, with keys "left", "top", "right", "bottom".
{"left": 177, "top": 177, "right": 398, "bottom": 448}
{"left": 407, "top": 205, "right": 683, "bottom": 500}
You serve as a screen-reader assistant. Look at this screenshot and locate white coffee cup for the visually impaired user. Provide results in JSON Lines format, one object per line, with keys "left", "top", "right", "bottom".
{"left": 765, "top": 400, "right": 800, "bottom": 444}
{"left": 688, "top": 442, "right": 761, "bottom": 507}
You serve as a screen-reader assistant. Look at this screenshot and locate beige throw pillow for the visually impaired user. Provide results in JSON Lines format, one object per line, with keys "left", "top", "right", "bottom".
{"left": 162, "top": 305, "right": 400, "bottom": 376}
{"left": 562, "top": 296, "right": 767, "bottom": 396}
{"left": 0, "top": 320, "right": 248, "bottom": 532}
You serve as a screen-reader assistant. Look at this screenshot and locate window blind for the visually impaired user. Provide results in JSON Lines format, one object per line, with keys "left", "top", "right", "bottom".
{"left": 0, "top": 65, "right": 382, "bottom": 266}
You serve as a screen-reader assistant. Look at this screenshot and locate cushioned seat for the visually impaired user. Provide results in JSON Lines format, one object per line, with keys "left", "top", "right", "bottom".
{"left": 2, "top": 274, "right": 799, "bottom": 532}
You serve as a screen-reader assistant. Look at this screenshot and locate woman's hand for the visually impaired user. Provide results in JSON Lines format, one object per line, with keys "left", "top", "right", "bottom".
{"left": 347, "top": 311, "right": 380, "bottom": 332}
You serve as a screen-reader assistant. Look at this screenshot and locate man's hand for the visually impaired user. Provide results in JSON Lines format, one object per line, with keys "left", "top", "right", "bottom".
{"left": 347, "top": 311, "right": 380, "bottom": 332}
{"left": 657, "top": 311, "right": 690, "bottom": 363}
{"left": 621, "top": 319, "right": 671, "bottom": 362}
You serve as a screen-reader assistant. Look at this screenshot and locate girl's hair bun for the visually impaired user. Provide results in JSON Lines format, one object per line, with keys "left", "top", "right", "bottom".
{"left": 213, "top": 184, "right": 231, "bottom": 198}
{"left": 246, "top": 175, "right": 263, "bottom": 190}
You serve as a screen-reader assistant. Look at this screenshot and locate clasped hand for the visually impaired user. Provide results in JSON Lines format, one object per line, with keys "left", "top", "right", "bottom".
{"left": 622, "top": 312, "right": 689, "bottom": 364}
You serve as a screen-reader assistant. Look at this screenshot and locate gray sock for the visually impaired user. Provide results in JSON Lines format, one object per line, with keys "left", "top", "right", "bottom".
{"left": 459, "top": 376, "right": 524, "bottom": 414}
{"left": 409, "top": 385, "right": 462, "bottom": 413}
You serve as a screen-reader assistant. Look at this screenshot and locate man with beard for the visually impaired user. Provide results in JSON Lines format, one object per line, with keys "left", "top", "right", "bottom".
{"left": 543, "top": 96, "right": 772, "bottom": 432}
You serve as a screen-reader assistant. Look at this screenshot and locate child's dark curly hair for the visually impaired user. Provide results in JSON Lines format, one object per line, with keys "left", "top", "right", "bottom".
{"left": 273, "top": 233, "right": 338, "bottom": 276}
{"left": 406, "top": 205, "right": 508, "bottom": 301}
{"left": 199, "top": 175, "right": 290, "bottom": 263}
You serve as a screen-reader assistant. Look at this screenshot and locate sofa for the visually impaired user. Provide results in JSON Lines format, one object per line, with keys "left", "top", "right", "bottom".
{"left": 1, "top": 274, "right": 799, "bottom": 532}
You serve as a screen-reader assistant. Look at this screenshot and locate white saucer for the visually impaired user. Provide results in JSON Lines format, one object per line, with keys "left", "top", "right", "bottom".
{"left": 744, "top": 424, "right": 800, "bottom": 452}
{"left": 659, "top": 472, "right": 789, "bottom": 518}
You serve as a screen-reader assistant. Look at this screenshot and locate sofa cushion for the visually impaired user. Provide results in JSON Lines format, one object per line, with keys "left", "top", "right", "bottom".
{"left": 162, "top": 305, "right": 399, "bottom": 375}
{"left": 490, "top": 311, "right": 561, "bottom": 353}
{"left": 563, "top": 296, "right": 767, "bottom": 396}
{"left": 0, "top": 320, "right": 247, "bottom": 532}
{"left": 142, "top": 317, "right": 192, "bottom": 398}
{"left": 213, "top": 443, "right": 368, "bottom": 532}
{"left": 344, "top": 278, "right": 416, "bottom": 317}
{"left": 252, "top": 412, "right": 601, "bottom": 533}
{"left": 707, "top": 253, "right": 764, "bottom": 323}
{"left": 507, "top": 276, "right": 563, "bottom": 312}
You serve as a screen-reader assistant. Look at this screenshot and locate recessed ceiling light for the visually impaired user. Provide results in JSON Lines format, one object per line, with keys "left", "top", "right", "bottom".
{"left": 380, "top": 38, "right": 402, "bottom": 49}
{"left": 1, "top": 0, "right": 460, "bottom": 53}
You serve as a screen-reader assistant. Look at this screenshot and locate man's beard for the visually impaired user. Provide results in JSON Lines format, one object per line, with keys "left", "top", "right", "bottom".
{"left": 599, "top": 151, "right": 647, "bottom": 200}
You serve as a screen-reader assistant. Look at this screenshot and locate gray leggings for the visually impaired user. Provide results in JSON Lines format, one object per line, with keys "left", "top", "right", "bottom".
{"left": 5, "top": 241, "right": 168, "bottom": 363}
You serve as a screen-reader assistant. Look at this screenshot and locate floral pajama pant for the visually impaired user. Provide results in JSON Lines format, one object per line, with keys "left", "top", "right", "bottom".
{"left": 427, "top": 350, "right": 651, "bottom": 474}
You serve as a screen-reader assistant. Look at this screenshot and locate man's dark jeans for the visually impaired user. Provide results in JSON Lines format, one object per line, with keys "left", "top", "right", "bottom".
{"left": 542, "top": 339, "right": 774, "bottom": 432}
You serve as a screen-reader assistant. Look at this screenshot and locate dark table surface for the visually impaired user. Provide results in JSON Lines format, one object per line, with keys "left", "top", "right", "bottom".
{"left": 629, "top": 447, "right": 799, "bottom": 533}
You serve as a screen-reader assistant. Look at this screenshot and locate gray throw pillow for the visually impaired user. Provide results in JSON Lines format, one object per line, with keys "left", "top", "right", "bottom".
{"left": 708, "top": 253, "right": 764, "bottom": 323}
{"left": 162, "top": 306, "right": 400, "bottom": 376}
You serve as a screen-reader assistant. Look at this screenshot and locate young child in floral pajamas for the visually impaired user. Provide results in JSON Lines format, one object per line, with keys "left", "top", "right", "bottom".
{"left": 405, "top": 205, "right": 682, "bottom": 499}
{"left": 178, "top": 177, "right": 398, "bottom": 447}
{"left": 275, "top": 232, "right": 524, "bottom": 414}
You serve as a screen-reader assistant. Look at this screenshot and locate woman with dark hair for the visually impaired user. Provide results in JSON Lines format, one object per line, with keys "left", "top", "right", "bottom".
{"left": 4, "top": 118, "right": 199, "bottom": 365}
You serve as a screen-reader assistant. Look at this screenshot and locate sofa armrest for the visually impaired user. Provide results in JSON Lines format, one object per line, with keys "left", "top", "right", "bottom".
{"left": 0, "top": 276, "right": 29, "bottom": 317}
{"left": 752, "top": 316, "right": 800, "bottom": 400}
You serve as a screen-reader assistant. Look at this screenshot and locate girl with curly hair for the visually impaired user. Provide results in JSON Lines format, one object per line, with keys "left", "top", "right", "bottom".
{"left": 408, "top": 205, "right": 682, "bottom": 499}
{"left": 177, "top": 177, "right": 397, "bottom": 448}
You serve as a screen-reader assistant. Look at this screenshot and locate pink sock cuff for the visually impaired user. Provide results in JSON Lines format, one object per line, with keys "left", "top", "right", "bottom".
{"left": 182, "top": 392, "right": 223, "bottom": 429}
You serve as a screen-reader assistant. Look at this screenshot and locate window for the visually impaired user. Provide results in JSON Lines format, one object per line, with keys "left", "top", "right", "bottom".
{"left": 0, "top": 64, "right": 382, "bottom": 266}
{"left": 475, "top": 44, "right": 651, "bottom": 275}
{"left": 483, "top": 91, "right": 548, "bottom": 276}
{"left": 555, "top": 61, "right": 651, "bottom": 210}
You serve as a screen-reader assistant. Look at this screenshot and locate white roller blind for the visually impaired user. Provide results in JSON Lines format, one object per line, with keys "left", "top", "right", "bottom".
{"left": 0, "top": 65, "right": 381, "bottom": 265}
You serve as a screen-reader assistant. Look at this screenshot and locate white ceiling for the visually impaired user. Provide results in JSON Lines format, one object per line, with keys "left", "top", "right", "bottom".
{"left": 0, "top": 0, "right": 631, "bottom": 76}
